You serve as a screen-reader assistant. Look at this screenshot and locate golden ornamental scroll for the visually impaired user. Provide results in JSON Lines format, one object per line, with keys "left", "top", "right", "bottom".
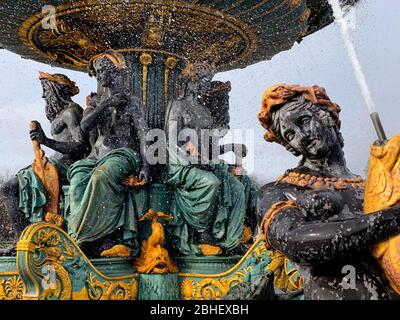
{"left": 30, "top": 121, "right": 63, "bottom": 227}
{"left": 364, "top": 134, "right": 400, "bottom": 294}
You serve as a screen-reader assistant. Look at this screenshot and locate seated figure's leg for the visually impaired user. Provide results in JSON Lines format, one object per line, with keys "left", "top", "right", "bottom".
{"left": 172, "top": 166, "right": 220, "bottom": 229}
{"left": 216, "top": 173, "right": 246, "bottom": 252}
{"left": 168, "top": 166, "right": 220, "bottom": 255}
{"left": 68, "top": 150, "right": 141, "bottom": 248}
{"left": 239, "top": 174, "right": 260, "bottom": 235}
{"left": 0, "top": 176, "right": 29, "bottom": 237}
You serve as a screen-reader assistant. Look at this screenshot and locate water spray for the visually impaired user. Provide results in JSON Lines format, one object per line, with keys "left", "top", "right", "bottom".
{"left": 328, "top": 0, "right": 387, "bottom": 142}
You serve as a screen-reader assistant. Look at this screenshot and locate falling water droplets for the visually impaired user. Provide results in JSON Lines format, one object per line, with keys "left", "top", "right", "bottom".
{"left": 328, "top": 0, "right": 377, "bottom": 116}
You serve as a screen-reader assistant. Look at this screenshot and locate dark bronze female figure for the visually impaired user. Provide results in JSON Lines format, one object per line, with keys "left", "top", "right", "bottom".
{"left": 258, "top": 84, "right": 400, "bottom": 300}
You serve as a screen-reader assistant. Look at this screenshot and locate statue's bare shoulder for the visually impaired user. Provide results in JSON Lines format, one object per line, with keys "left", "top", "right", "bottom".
{"left": 61, "top": 102, "right": 83, "bottom": 123}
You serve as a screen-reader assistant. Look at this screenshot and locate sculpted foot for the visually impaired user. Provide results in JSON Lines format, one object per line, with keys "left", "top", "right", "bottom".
{"left": 44, "top": 212, "right": 64, "bottom": 227}
{"left": 100, "top": 244, "right": 131, "bottom": 258}
{"left": 198, "top": 244, "right": 222, "bottom": 256}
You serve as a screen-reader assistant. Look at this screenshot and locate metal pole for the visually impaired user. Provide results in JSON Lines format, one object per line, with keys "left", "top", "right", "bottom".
{"left": 370, "top": 112, "right": 387, "bottom": 142}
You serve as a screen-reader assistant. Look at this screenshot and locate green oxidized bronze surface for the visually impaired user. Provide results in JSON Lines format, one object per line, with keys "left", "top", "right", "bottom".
{"left": 0, "top": 222, "right": 278, "bottom": 300}
{"left": 0, "top": 0, "right": 336, "bottom": 72}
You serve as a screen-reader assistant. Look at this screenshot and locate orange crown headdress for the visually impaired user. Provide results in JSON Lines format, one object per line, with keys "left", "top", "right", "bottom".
{"left": 39, "top": 72, "right": 80, "bottom": 96}
{"left": 180, "top": 61, "right": 216, "bottom": 81}
{"left": 88, "top": 49, "right": 127, "bottom": 76}
{"left": 258, "top": 84, "right": 341, "bottom": 145}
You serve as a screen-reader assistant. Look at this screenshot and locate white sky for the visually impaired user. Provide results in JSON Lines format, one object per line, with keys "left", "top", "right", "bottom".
{"left": 0, "top": 0, "right": 399, "bottom": 184}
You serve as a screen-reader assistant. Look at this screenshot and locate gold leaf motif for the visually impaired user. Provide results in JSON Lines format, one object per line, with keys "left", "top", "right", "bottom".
{"left": 0, "top": 276, "right": 24, "bottom": 300}
{"left": 86, "top": 273, "right": 137, "bottom": 300}
{"left": 18, "top": 2, "right": 256, "bottom": 71}
{"left": 195, "top": 276, "right": 241, "bottom": 300}
{"left": 181, "top": 279, "right": 196, "bottom": 300}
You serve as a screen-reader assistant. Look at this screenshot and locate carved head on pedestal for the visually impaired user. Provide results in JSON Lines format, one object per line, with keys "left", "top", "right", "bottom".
{"left": 88, "top": 49, "right": 128, "bottom": 90}
{"left": 258, "top": 84, "right": 343, "bottom": 161}
{"left": 39, "top": 72, "right": 80, "bottom": 121}
{"left": 204, "top": 80, "right": 232, "bottom": 132}
{"left": 179, "top": 61, "right": 216, "bottom": 99}
{"left": 203, "top": 80, "right": 232, "bottom": 150}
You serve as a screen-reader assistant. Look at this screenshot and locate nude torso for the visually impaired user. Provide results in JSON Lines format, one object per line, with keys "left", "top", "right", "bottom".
{"left": 86, "top": 95, "right": 141, "bottom": 160}
{"left": 51, "top": 103, "right": 83, "bottom": 165}
{"left": 166, "top": 98, "right": 214, "bottom": 156}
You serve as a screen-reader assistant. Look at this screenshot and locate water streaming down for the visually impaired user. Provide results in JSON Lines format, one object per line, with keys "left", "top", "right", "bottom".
{"left": 328, "top": 0, "right": 386, "bottom": 141}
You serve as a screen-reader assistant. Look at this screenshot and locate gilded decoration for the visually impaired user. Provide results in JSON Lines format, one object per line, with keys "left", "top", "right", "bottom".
{"left": 85, "top": 273, "right": 138, "bottom": 300}
{"left": 0, "top": 275, "right": 24, "bottom": 300}
{"left": 15, "top": 223, "right": 139, "bottom": 300}
{"left": 178, "top": 239, "right": 294, "bottom": 300}
{"left": 277, "top": 171, "right": 365, "bottom": 191}
{"left": 266, "top": 251, "right": 302, "bottom": 292}
{"left": 135, "top": 210, "right": 178, "bottom": 274}
{"left": 18, "top": 1, "right": 259, "bottom": 71}
{"left": 364, "top": 134, "right": 400, "bottom": 295}
{"left": 181, "top": 278, "right": 196, "bottom": 300}
{"left": 1, "top": 223, "right": 300, "bottom": 300}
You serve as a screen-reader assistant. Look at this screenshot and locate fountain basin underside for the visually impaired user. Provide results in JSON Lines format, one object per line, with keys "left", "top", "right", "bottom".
{"left": 0, "top": 0, "right": 341, "bottom": 73}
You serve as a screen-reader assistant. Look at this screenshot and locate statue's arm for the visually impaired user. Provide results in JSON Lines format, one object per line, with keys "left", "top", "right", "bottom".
{"left": 257, "top": 183, "right": 288, "bottom": 223}
{"left": 83, "top": 106, "right": 98, "bottom": 149}
{"left": 80, "top": 101, "right": 109, "bottom": 133}
{"left": 267, "top": 204, "right": 400, "bottom": 264}
{"left": 42, "top": 107, "right": 88, "bottom": 155}
{"left": 80, "top": 93, "right": 127, "bottom": 133}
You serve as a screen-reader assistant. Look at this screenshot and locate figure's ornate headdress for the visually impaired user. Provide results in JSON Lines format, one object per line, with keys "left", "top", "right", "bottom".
{"left": 88, "top": 49, "right": 128, "bottom": 76}
{"left": 180, "top": 61, "right": 216, "bottom": 81}
{"left": 258, "top": 84, "right": 342, "bottom": 145}
{"left": 39, "top": 71, "right": 80, "bottom": 96}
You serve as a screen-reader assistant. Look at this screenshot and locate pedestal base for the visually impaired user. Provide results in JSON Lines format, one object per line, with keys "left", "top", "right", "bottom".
{"left": 139, "top": 273, "right": 179, "bottom": 300}
{"left": 0, "top": 223, "right": 281, "bottom": 300}
{"left": 176, "top": 256, "right": 242, "bottom": 274}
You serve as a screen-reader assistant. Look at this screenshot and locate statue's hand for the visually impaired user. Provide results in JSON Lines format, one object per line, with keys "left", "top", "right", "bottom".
{"left": 86, "top": 92, "right": 99, "bottom": 108}
{"left": 138, "top": 166, "right": 150, "bottom": 184}
{"left": 107, "top": 92, "right": 129, "bottom": 108}
{"left": 372, "top": 139, "right": 388, "bottom": 146}
{"left": 29, "top": 122, "right": 48, "bottom": 145}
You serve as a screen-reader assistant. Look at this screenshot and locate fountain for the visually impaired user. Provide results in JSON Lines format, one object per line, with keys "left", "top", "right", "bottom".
{"left": 0, "top": 0, "right": 360, "bottom": 301}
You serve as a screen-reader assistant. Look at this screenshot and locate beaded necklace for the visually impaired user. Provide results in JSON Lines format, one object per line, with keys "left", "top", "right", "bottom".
{"left": 277, "top": 170, "right": 364, "bottom": 190}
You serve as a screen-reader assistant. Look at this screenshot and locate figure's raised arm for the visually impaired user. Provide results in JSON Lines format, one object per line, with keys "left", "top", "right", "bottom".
{"left": 80, "top": 92, "right": 128, "bottom": 133}
{"left": 264, "top": 200, "right": 400, "bottom": 264}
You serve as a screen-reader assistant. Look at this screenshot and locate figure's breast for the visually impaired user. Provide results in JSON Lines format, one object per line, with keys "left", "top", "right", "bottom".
{"left": 51, "top": 116, "right": 67, "bottom": 136}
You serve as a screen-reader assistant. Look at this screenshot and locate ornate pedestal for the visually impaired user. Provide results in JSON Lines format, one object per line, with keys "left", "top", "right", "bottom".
{"left": 177, "top": 256, "right": 241, "bottom": 275}
{"left": 0, "top": 223, "right": 272, "bottom": 300}
{"left": 139, "top": 274, "right": 179, "bottom": 300}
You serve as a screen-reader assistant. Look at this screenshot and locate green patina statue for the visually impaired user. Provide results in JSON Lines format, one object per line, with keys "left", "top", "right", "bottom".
{"left": 165, "top": 64, "right": 255, "bottom": 256}
{"left": 0, "top": 72, "right": 87, "bottom": 255}
{"left": 65, "top": 50, "right": 150, "bottom": 258}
